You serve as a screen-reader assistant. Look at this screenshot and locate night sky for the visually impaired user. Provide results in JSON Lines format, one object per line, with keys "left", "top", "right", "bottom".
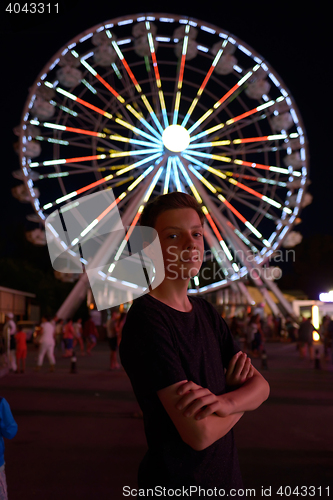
{"left": 0, "top": 1, "right": 331, "bottom": 298}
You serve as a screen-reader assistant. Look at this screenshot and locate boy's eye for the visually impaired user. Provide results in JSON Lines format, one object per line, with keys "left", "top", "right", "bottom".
{"left": 168, "top": 234, "right": 177, "bottom": 239}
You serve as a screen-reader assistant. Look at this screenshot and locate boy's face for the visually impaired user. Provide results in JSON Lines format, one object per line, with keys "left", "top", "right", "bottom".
{"left": 154, "top": 208, "right": 204, "bottom": 280}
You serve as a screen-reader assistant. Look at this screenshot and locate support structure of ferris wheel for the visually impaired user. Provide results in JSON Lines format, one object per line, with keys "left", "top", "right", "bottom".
{"left": 16, "top": 14, "right": 309, "bottom": 319}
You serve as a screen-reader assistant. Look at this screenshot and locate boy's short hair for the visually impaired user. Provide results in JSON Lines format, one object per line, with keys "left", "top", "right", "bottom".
{"left": 140, "top": 192, "right": 205, "bottom": 229}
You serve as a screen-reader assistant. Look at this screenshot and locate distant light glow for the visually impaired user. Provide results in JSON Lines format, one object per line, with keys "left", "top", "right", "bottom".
{"left": 319, "top": 291, "right": 333, "bottom": 302}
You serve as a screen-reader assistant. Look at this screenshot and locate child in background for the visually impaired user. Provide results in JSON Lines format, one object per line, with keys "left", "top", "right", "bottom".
{"left": 15, "top": 328, "right": 27, "bottom": 374}
{"left": 0, "top": 397, "right": 18, "bottom": 500}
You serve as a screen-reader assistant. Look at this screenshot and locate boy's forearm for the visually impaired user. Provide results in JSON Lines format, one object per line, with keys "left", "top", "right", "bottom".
{"left": 221, "top": 371, "right": 270, "bottom": 414}
{"left": 188, "top": 411, "right": 244, "bottom": 451}
{"left": 202, "top": 411, "right": 244, "bottom": 449}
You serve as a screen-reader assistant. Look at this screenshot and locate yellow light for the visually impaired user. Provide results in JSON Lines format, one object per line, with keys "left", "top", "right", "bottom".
{"left": 312, "top": 305, "right": 320, "bottom": 330}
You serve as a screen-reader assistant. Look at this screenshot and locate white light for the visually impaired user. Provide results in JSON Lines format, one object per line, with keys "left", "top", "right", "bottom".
{"left": 312, "top": 305, "right": 320, "bottom": 330}
{"left": 162, "top": 125, "right": 190, "bottom": 152}
{"left": 319, "top": 291, "right": 333, "bottom": 302}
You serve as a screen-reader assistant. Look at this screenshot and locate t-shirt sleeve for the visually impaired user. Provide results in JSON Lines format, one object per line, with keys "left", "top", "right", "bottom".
{"left": 120, "top": 305, "right": 187, "bottom": 394}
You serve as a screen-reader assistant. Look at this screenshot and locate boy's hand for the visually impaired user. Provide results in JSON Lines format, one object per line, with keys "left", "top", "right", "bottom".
{"left": 225, "top": 351, "right": 254, "bottom": 387}
{"left": 175, "top": 381, "right": 233, "bottom": 420}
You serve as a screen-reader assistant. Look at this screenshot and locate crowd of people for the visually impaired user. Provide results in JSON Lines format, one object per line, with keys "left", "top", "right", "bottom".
{"left": 1, "top": 307, "right": 333, "bottom": 375}
{"left": 0, "top": 309, "right": 127, "bottom": 373}
{"left": 226, "top": 312, "right": 333, "bottom": 361}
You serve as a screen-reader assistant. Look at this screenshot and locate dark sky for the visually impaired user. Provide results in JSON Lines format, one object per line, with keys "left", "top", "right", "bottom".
{"left": 0, "top": 2, "right": 331, "bottom": 291}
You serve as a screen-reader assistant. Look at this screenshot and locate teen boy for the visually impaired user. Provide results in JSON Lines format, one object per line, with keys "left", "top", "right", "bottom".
{"left": 119, "top": 192, "right": 269, "bottom": 497}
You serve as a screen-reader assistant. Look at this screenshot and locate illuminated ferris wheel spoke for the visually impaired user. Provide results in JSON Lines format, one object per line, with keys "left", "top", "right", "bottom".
{"left": 182, "top": 149, "right": 231, "bottom": 164}
{"left": 95, "top": 164, "right": 155, "bottom": 231}
{"left": 183, "top": 149, "right": 297, "bottom": 177}
{"left": 187, "top": 65, "right": 261, "bottom": 135}
{"left": 171, "top": 157, "right": 183, "bottom": 192}
{"left": 181, "top": 40, "right": 227, "bottom": 128}
{"left": 201, "top": 206, "right": 239, "bottom": 269}
{"left": 108, "top": 134, "right": 163, "bottom": 149}
{"left": 124, "top": 103, "right": 162, "bottom": 140}
{"left": 184, "top": 151, "right": 289, "bottom": 215}
{"left": 186, "top": 163, "right": 270, "bottom": 244}
{"left": 114, "top": 152, "right": 163, "bottom": 176}
{"left": 144, "top": 22, "right": 169, "bottom": 129}
{"left": 55, "top": 81, "right": 161, "bottom": 145}
{"left": 184, "top": 161, "right": 270, "bottom": 246}
{"left": 232, "top": 133, "right": 289, "bottom": 144}
{"left": 186, "top": 133, "right": 289, "bottom": 150}
{"left": 225, "top": 97, "right": 285, "bottom": 126}
{"left": 189, "top": 123, "right": 226, "bottom": 143}
{"left": 55, "top": 86, "right": 113, "bottom": 119}
{"left": 109, "top": 147, "right": 162, "bottom": 159}
{"left": 113, "top": 117, "right": 162, "bottom": 145}
{"left": 175, "top": 157, "right": 202, "bottom": 203}
{"left": 29, "top": 119, "right": 107, "bottom": 138}
{"left": 189, "top": 96, "right": 285, "bottom": 149}
{"left": 232, "top": 158, "right": 300, "bottom": 176}
{"left": 223, "top": 171, "right": 287, "bottom": 188}
{"left": 53, "top": 165, "right": 157, "bottom": 246}
{"left": 42, "top": 171, "right": 115, "bottom": 210}
{"left": 76, "top": 56, "right": 125, "bottom": 103}
{"left": 172, "top": 25, "right": 191, "bottom": 125}
{"left": 29, "top": 154, "right": 108, "bottom": 168}
{"left": 102, "top": 31, "right": 163, "bottom": 139}
{"left": 106, "top": 167, "right": 165, "bottom": 281}
{"left": 163, "top": 157, "right": 172, "bottom": 194}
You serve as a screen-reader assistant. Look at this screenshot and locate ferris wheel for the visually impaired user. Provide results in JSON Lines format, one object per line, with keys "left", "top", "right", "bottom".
{"left": 16, "top": 13, "right": 309, "bottom": 318}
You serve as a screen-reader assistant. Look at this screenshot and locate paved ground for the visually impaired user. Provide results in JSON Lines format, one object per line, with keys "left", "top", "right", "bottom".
{"left": 1, "top": 340, "right": 333, "bottom": 499}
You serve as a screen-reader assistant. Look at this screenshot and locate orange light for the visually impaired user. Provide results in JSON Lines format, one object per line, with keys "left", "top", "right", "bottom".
{"left": 313, "top": 331, "right": 320, "bottom": 342}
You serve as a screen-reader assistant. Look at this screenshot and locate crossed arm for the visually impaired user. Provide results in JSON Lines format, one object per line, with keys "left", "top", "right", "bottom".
{"left": 157, "top": 352, "right": 270, "bottom": 451}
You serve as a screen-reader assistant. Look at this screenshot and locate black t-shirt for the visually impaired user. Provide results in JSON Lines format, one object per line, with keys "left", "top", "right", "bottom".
{"left": 119, "top": 294, "right": 243, "bottom": 497}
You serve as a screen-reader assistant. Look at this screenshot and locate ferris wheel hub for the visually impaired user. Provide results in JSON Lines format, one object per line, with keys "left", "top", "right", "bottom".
{"left": 162, "top": 125, "right": 190, "bottom": 153}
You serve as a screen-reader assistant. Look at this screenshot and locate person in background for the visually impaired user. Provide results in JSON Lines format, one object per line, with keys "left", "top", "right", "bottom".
{"left": 229, "top": 317, "right": 242, "bottom": 345}
{"left": 298, "top": 317, "right": 315, "bottom": 360}
{"left": 35, "top": 316, "right": 56, "bottom": 371}
{"left": 319, "top": 315, "right": 331, "bottom": 359}
{"left": 73, "top": 318, "right": 84, "bottom": 355}
{"left": 2, "top": 314, "right": 17, "bottom": 373}
{"left": 62, "top": 319, "right": 74, "bottom": 358}
{"left": 0, "top": 396, "right": 18, "bottom": 500}
{"left": 83, "top": 317, "right": 98, "bottom": 355}
{"left": 54, "top": 319, "right": 64, "bottom": 352}
{"left": 106, "top": 310, "right": 121, "bottom": 370}
{"left": 116, "top": 312, "right": 127, "bottom": 348}
{"left": 15, "top": 327, "right": 27, "bottom": 374}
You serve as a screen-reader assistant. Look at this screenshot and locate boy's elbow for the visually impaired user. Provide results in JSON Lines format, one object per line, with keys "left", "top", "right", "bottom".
{"left": 263, "top": 378, "right": 270, "bottom": 402}
{"left": 181, "top": 419, "right": 213, "bottom": 451}
{"left": 184, "top": 435, "right": 209, "bottom": 451}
